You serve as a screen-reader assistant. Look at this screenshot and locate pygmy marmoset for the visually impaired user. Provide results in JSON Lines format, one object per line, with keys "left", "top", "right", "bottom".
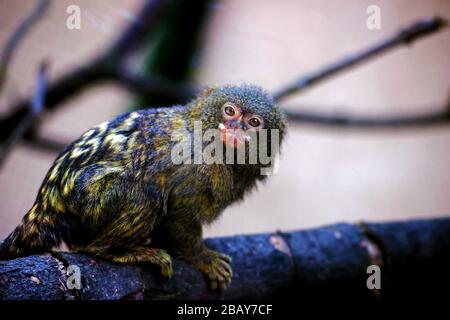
{"left": 0, "top": 84, "right": 286, "bottom": 290}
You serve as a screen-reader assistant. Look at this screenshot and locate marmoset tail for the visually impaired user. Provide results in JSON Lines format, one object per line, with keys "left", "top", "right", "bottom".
{"left": 0, "top": 84, "right": 286, "bottom": 290}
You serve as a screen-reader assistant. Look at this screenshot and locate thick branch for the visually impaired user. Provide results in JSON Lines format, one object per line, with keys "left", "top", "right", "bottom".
{"left": 1, "top": 218, "right": 449, "bottom": 300}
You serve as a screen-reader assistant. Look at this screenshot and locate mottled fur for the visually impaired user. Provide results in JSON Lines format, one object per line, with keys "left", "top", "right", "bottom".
{"left": 0, "top": 84, "right": 286, "bottom": 289}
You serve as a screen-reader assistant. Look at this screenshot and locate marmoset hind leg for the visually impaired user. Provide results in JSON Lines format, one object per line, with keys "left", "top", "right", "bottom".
{"left": 71, "top": 209, "right": 173, "bottom": 278}
{"left": 74, "top": 245, "right": 173, "bottom": 277}
{"left": 68, "top": 167, "right": 173, "bottom": 277}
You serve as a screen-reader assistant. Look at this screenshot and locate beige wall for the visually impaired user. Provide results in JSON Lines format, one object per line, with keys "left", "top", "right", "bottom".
{"left": 0, "top": 0, "right": 449, "bottom": 239}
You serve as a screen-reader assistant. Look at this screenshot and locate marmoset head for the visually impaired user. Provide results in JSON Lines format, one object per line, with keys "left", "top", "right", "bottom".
{"left": 189, "top": 84, "right": 286, "bottom": 150}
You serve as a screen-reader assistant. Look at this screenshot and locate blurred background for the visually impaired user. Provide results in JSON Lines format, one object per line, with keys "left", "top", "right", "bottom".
{"left": 0, "top": 0, "right": 449, "bottom": 239}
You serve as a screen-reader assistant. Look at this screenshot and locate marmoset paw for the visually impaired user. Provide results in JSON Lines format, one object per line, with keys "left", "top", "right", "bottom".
{"left": 130, "top": 247, "right": 173, "bottom": 278}
{"left": 193, "top": 249, "right": 233, "bottom": 290}
{"left": 154, "top": 250, "right": 173, "bottom": 278}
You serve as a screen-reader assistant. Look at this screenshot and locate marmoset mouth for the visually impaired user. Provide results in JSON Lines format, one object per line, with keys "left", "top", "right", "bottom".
{"left": 218, "top": 123, "right": 250, "bottom": 148}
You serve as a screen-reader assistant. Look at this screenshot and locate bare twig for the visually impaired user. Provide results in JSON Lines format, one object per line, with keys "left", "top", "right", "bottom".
{"left": 1, "top": 0, "right": 174, "bottom": 124}
{"left": 0, "top": 0, "right": 193, "bottom": 157}
{"left": 106, "top": 0, "right": 170, "bottom": 60}
{"left": 0, "top": 0, "right": 49, "bottom": 93}
{"left": 0, "top": 58, "right": 111, "bottom": 143}
{"left": 1, "top": 13, "right": 449, "bottom": 159}
{"left": 0, "top": 0, "right": 183, "bottom": 148}
{"left": 114, "top": 66, "right": 197, "bottom": 104}
{"left": 0, "top": 62, "right": 49, "bottom": 166}
{"left": 283, "top": 104, "right": 450, "bottom": 128}
{"left": 23, "top": 136, "right": 67, "bottom": 153}
{"left": 31, "top": 62, "right": 48, "bottom": 115}
{"left": 273, "top": 16, "right": 448, "bottom": 102}
{"left": 22, "top": 99, "right": 450, "bottom": 156}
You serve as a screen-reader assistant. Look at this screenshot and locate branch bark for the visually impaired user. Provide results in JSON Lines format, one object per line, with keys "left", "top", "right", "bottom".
{"left": 1, "top": 218, "right": 449, "bottom": 300}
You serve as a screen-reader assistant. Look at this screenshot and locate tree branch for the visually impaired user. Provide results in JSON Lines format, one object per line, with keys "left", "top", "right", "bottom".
{"left": 273, "top": 16, "right": 448, "bottom": 101}
{"left": 0, "top": 0, "right": 49, "bottom": 93}
{"left": 1, "top": 13, "right": 448, "bottom": 158}
{"left": 283, "top": 102, "right": 450, "bottom": 128}
{"left": 114, "top": 66, "right": 197, "bottom": 104}
{"left": 1, "top": 218, "right": 449, "bottom": 300}
{"left": 0, "top": 0, "right": 189, "bottom": 145}
{"left": 105, "top": 0, "right": 170, "bottom": 61}
{"left": 0, "top": 61, "right": 49, "bottom": 167}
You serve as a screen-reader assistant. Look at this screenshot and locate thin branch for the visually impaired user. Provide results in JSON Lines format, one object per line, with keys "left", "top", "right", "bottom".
{"left": 273, "top": 16, "right": 448, "bottom": 101}
{"left": 22, "top": 136, "right": 67, "bottom": 153}
{"left": 22, "top": 101, "right": 450, "bottom": 156}
{"left": 0, "top": 218, "right": 449, "bottom": 300}
{"left": 114, "top": 66, "right": 197, "bottom": 104}
{"left": 0, "top": 62, "right": 49, "bottom": 167}
{"left": 1, "top": 14, "right": 449, "bottom": 158}
{"left": 0, "top": 58, "right": 110, "bottom": 142}
{"left": 3, "top": 0, "right": 174, "bottom": 119}
{"left": 31, "top": 61, "right": 49, "bottom": 115}
{"left": 0, "top": 0, "right": 49, "bottom": 93}
{"left": 106, "top": 0, "right": 170, "bottom": 61}
{"left": 283, "top": 103, "right": 450, "bottom": 128}
{"left": 0, "top": 0, "right": 193, "bottom": 156}
{"left": 0, "top": 0, "right": 185, "bottom": 147}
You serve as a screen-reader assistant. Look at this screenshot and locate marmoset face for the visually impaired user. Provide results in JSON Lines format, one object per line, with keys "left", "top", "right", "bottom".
{"left": 197, "top": 84, "right": 286, "bottom": 149}
{"left": 218, "top": 101, "right": 265, "bottom": 148}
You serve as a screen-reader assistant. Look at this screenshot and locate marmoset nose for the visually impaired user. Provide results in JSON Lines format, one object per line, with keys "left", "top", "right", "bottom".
{"left": 228, "top": 118, "right": 244, "bottom": 130}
